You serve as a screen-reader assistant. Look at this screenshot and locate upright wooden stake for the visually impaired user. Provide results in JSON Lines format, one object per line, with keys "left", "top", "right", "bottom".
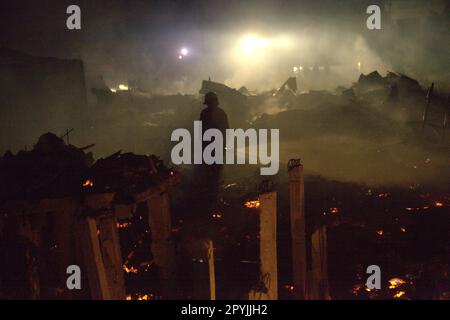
{"left": 311, "top": 225, "right": 330, "bottom": 300}
{"left": 98, "top": 214, "right": 126, "bottom": 300}
{"left": 76, "top": 216, "right": 111, "bottom": 300}
{"left": 207, "top": 240, "right": 216, "bottom": 300}
{"left": 257, "top": 191, "right": 278, "bottom": 300}
{"left": 147, "top": 191, "right": 176, "bottom": 298}
{"left": 288, "top": 159, "right": 307, "bottom": 299}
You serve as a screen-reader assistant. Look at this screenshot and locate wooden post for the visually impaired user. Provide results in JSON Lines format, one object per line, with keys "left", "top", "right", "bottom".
{"left": 76, "top": 216, "right": 111, "bottom": 300}
{"left": 98, "top": 214, "right": 126, "bottom": 300}
{"left": 207, "top": 240, "right": 216, "bottom": 300}
{"left": 147, "top": 191, "right": 176, "bottom": 298}
{"left": 288, "top": 159, "right": 307, "bottom": 299}
{"left": 311, "top": 226, "right": 330, "bottom": 300}
{"left": 256, "top": 191, "right": 278, "bottom": 300}
{"left": 191, "top": 239, "right": 215, "bottom": 299}
{"left": 40, "top": 198, "right": 78, "bottom": 299}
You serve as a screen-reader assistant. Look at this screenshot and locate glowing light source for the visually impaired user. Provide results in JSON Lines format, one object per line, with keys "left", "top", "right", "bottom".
{"left": 118, "top": 84, "right": 129, "bottom": 91}
{"left": 180, "top": 48, "right": 189, "bottom": 56}
{"left": 240, "top": 34, "right": 270, "bottom": 55}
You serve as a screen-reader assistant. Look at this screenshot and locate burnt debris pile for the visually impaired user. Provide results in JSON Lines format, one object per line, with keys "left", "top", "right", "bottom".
{"left": 0, "top": 133, "right": 179, "bottom": 299}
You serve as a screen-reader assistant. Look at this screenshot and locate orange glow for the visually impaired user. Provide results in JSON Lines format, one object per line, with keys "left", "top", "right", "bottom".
{"left": 329, "top": 207, "right": 339, "bottom": 214}
{"left": 389, "top": 278, "right": 406, "bottom": 289}
{"left": 126, "top": 293, "right": 155, "bottom": 300}
{"left": 376, "top": 229, "right": 384, "bottom": 236}
{"left": 393, "top": 291, "right": 406, "bottom": 298}
{"left": 434, "top": 201, "right": 444, "bottom": 207}
{"left": 123, "top": 265, "right": 138, "bottom": 274}
{"left": 212, "top": 213, "right": 222, "bottom": 219}
{"left": 83, "top": 179, "right": 94, "bottom": 187}
{"left": 244, "top": 200, "right": 260, "bottom": 209}
{"left": 117, "top": 221, "right": 131, "bottom": 229}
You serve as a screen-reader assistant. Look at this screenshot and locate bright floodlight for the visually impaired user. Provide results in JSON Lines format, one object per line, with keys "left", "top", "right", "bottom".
{"left": 180, "top": 48, "right": 189, "bottom": 56}
{"left": 240, "top": 34, "right": 269, "bottom": 55}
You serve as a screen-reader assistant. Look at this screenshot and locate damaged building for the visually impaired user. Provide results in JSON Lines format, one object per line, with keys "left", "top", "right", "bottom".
{"left": 0, "top": 49, "right": 89, "bottom": 154}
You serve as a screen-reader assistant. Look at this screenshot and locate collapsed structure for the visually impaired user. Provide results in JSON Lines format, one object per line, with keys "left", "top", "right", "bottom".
{"left": 0, "top": 133, "right": 179, "bottom": 299}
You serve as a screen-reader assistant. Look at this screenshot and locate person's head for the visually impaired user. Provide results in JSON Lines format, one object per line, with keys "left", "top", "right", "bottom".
{"left": 204, "top": 91, "right": 219, "bottom": 108}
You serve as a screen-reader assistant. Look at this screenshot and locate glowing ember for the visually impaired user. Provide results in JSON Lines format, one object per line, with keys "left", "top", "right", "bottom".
{"left": 284, "top": 284, "right": 294, "bottom": 291}
{"left": 117, "top": 221, "right": 131, "bottom": 229}
{"left": 83, "top": 179, "right": 94, "bottom": 187}
{"left": 352, "top": 283, "right": 363, "bottom": 295}
{"left": 434, "top": 201, "right": 444, "bottom": 207}
{"left": 375, "top": 229, "right": 384, "bottom": 236}
{"left": 126, "top": 293, "right": 155, "bottom": 300}
{"left": 244, "top": 200, "right": 260, "bottom": 209}
{"left": 400, "top": 227, "right": 406, "bottom": 233}
{"left": 389, "top": 278, "right": 406, "bottom": 289}
{"left": 212, "top": 213, "right": 222, "bottom": 219}
{"left": 393, "top": 291, "right": 406, "bottom": 298}
{"left": 123, "top": 265, "right": 138, "bottom": 274}
{"left": 329, "top": 207, "right": 339, "bottom": 214}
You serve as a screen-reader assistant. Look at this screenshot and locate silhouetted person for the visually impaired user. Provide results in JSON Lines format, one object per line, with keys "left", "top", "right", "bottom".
{"left": 195, "top": 92, "right": 229, "bottom": 225}
{"left": 200, "top": 92, "right": 229, "bottom": 135}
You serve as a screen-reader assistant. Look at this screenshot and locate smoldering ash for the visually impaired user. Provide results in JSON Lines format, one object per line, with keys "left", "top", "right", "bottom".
{"left": 171, "top": 121, "right": 280, "bottom": 175}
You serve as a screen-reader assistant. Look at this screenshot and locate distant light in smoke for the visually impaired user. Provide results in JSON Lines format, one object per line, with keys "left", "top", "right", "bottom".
{"left": 293, "top": 66, "right": 298, "bottom": 73}
{"left": 178, "top": 55, "right": 183, "bottom": 60}
{"left": 240, "top": 34, "right": 270, "bottom": 55}
{"left": 118, "top": 84, "right": 129, "bottom": 91}
{"left": 180, "top": 48, "right": 189, "bottom": 56}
